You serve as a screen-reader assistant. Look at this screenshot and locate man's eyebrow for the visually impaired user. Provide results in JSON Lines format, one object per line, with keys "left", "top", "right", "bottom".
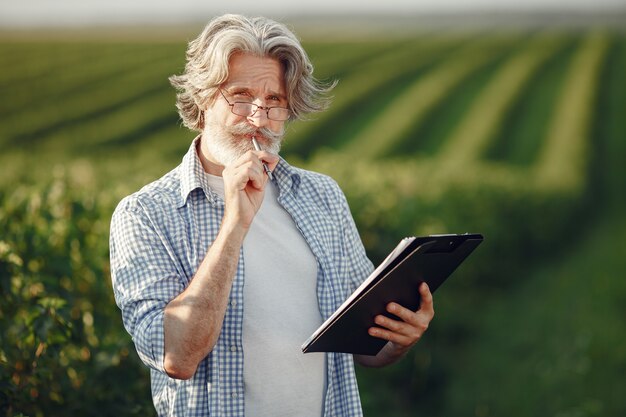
{"left": 223, "top": 85, "right": 286, "bottom": 100}
{"left": 260, "top": 88, "right": 287, "bottom": 101}
{"left": 222, "top": 85, "right": 250, "bottom": 93}
{"left": 269, "top": 91, "right": 287, "bottom": 100}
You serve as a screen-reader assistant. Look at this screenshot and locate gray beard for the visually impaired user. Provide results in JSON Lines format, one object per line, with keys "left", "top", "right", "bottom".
{"left": 204, "top": 120, "right": 283, "bottom": 167}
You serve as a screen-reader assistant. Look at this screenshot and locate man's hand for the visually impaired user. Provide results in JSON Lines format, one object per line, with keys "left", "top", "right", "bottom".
{"left": 222, "top": 149, "right": 279, "bottom": 230}
{"left": 355, "top": 282, "right": 434, "bottom": 367}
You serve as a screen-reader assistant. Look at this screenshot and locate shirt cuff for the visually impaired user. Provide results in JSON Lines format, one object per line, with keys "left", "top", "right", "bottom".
{"left": 133, "top": 307, "right": 167, "bottom": 374}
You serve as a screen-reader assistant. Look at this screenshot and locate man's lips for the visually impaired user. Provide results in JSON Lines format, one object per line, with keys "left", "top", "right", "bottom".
{"left": 243, "top": 133, "right": 269, "bottom": 145}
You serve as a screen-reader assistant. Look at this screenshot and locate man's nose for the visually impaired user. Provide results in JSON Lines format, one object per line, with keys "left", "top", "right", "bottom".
{"left": 247, "top": 103, "right": 270, "bottom": 128}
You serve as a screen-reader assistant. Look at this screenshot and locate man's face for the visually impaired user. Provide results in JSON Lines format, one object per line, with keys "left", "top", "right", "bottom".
{"left": 201, "top": 52, "right": 288, "bottom": 168}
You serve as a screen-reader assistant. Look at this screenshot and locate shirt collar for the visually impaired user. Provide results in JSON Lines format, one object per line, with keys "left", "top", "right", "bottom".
{"left": 273, "top": 158, "right": 301, "bottom": 198}
{"left": 177, "top": 135, "right": 302, "bottom": 208}
{"left": 178, "top": 135, "right": 214, "bottom": 207}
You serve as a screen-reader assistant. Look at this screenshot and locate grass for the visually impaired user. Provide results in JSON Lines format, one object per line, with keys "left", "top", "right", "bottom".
{"left": 444, "top": 210, "right": 626, "bottom": 417}
{"left": 595, "top": 36, "right": 626, "bottom": 206}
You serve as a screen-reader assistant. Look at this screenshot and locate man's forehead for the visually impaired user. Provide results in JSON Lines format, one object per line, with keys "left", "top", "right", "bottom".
{"left": 225, "top": 52, "right": 285, "bottom": 92}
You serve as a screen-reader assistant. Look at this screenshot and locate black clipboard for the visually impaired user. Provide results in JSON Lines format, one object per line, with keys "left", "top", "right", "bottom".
{"left": 301, "top": 233, "right": 483, "bottom": 356}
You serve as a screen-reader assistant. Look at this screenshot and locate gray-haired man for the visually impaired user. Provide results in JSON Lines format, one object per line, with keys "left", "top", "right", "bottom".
{"left": 110, "top": 14, "right": 434, "bottom": 417}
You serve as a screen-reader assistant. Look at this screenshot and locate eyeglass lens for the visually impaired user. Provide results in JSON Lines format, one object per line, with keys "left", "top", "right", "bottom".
{"left": 231, "top": 103, "right": 289, "bottom": 120}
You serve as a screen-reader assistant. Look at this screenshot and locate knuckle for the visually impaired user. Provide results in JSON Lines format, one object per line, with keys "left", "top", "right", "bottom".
{"left": 418, "top": 321, "right": 429, "bottom": 333}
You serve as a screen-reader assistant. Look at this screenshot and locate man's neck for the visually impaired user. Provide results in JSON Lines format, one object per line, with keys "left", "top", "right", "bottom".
{"left": 196, "top": 135, "right": 225, "bottom": 176}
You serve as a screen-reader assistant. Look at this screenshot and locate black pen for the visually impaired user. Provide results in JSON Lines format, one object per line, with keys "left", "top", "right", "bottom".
{"left": 251, "top": 137, "right": 274, "bottom": 181}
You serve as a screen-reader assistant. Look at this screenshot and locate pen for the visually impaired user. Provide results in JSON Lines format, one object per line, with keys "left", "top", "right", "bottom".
{"left": 251, "top": 137, "right": 274, "bottom": 181}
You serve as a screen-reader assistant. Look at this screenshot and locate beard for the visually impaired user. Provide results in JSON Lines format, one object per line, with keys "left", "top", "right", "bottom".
{"left": 203, "top": 114, "right": 284, "bottom": 167}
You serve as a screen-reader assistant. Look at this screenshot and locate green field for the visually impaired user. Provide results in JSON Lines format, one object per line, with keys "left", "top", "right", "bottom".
{"left": 1, "top": 24, "right": 625, "bottom": 417}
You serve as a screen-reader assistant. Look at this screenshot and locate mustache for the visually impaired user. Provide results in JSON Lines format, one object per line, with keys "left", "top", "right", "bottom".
{"left": 225, "top": 123, "right": 284, "bottom": 144}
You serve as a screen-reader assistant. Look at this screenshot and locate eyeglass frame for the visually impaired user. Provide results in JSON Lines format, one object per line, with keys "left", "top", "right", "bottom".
{"left": 218, "top": 89, "right": 291, "bottom": 121}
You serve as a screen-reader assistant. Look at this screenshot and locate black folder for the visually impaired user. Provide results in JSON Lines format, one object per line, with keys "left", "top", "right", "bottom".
{"left": 302, "top": 233, "right": 483, "bottom": 356}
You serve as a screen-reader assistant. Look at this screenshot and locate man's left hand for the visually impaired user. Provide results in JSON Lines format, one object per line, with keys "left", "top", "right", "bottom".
{"left": 359, "top": 282, "right": 434, "bottom": 365}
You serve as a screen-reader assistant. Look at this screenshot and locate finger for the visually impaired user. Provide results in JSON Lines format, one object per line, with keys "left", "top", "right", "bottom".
{"left": 252, "top": 150, "right": 279, "bottom": 162}
{"left": 385, "top": 285, "right": 434, "bottom": 319}
{"left": 418, "top": 282, "right": 435, "bottom": 318}
{"left": 369, "top": 313, "right": 427, "bottom": 349}
{"left": 223, "top": 159, "right": 265, "bottom": 191}
{"left": 379, "top": 295, "right": 434, "bottom": 335}
{"left": 387, "top": 305, "right": 433, "bottom": 338}
{"left": 374, "top": 313, "right": 402, "bottom": 332}
{"left": 224, "top": 158, "right": 261, "bottom": 184}
{"left": 244, "top": 163, "right": 267, "bottom": 190}
{"left": 385, "top": 302, "right": 421, "bottom": 326}
{"left": 253, "top": 150, "right": 280, "bottom": 171}
{"left": 238, "top": 150, "right": 277, "bottom": 178}
{"left": 367, "top": 326, "right": 415, "bottom": 347}
{"left": 374, "top": 312, "right": 422, "bottom": 339}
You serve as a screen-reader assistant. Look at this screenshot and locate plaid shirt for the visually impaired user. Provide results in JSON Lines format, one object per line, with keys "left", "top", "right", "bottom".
{"left": 110, "top": 138, "right": 374, "bottom": 417}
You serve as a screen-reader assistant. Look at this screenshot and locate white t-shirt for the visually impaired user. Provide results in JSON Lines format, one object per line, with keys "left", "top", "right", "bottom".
{"left": 205, "top": 174, "right": 326, "bottom": 417}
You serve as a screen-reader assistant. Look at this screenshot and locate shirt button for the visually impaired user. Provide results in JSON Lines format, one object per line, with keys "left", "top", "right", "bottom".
{"left": 230, "top": 299, "right": 237, "bottom": 307}
{"left": 230, "top": 345, "right": 237, "bottom": 352}
{"left": 232, "top": 392, "right": 238, "bottom": 399}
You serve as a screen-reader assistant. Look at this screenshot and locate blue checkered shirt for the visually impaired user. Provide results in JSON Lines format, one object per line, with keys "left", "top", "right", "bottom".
{"left": 110, "top": 138, "right": 374, "bottom": 416}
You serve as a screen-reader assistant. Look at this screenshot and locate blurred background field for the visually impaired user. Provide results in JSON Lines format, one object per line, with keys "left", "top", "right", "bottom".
{"left": 1, "top": 9, "right": 626, "bottom": 417}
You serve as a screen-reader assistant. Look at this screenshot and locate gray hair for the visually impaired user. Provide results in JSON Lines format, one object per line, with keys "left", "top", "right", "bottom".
{"left": 169, "top": 14, "right": 336, "bottom": 131}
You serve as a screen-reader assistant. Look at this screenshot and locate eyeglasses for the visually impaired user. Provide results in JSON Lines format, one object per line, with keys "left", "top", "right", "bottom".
{"left": 218, "top": 89, "right": 291, "bottom": 121}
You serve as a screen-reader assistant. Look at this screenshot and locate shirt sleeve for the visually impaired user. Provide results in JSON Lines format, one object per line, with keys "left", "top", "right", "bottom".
{"left": 109, "top": 197, "right": 185, "bottom": 375}
{"left": 333, "top": 182, "right": 375, "bottom": 294}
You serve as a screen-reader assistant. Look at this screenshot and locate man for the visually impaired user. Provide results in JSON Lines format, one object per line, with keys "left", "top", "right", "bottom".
{"left": 110, "top": 14, "right": 434, "bottom": 417}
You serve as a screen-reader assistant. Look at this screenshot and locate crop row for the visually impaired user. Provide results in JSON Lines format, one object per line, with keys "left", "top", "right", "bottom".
{"left": 304, "top": 32, "right": 610, "bottom": 270}
{"left": 0, "top": 31, "right": 612, "bottom": 197}
{"left": 0, "top": 43, "right": 180, "bottom": 119}
{"left": 283, "top": 33, "right": 474, "bottom": 156}
{"left": 0, "top": 32, "right": 556, "bottom": 164}
{"left": 435, "top": 33, "right": 566, "bottom": 166}
{"left": 0, "top": 49, "right": 182, "bottom": 149}
{"left": 0, "top": 42, "right": 165, "bottom": 98}
{"left": 341, "top": 34, "right": 525, "bottom": 159}
{"left": 533, "top": 32, "right": 609, "bottom": 191}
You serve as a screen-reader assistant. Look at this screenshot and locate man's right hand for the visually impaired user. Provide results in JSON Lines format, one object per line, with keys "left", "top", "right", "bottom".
{"left": 221, "top": 149, "right": 279, "bottom": 231}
